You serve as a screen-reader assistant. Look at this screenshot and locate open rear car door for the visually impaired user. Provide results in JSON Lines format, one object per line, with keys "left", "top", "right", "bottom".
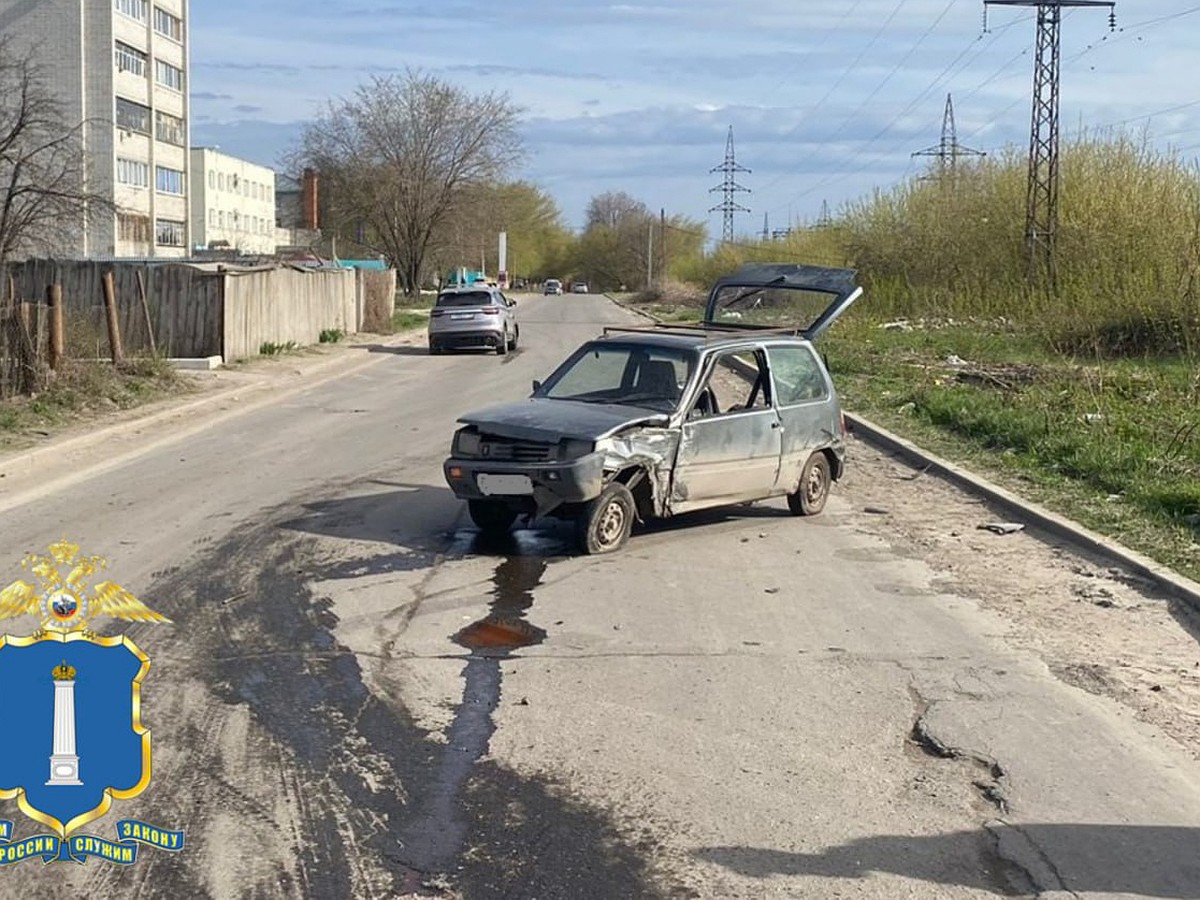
{"left": 702, "top": 263, "right": 863, "bottom": 340}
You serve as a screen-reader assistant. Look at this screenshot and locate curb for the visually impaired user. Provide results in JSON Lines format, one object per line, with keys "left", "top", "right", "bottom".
{"left": 604, "top": 293, "right": 660, "bottom": 323}
{"left": 846, "top": 412, "right": 1200, "bottom": 611}
{"left": 0, "top": 330, "right": 423, "bottom": 483}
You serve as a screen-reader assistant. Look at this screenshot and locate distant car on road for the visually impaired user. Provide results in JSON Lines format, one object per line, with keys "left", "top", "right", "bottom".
{"left": 572, "top": 282, "right": 590, "bottom": 294}
{"left": 427, "top": 285, "right": 519, "bottom": 356}
{"left": 442, "top": 263, "right": 863, "bottom": 553}
{"left": 544, "top": 279, "right": 563, "bottom": 295}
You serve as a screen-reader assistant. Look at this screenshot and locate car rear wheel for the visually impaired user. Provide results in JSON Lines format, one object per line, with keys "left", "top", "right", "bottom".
{"left": 429, "top": 342, "right": 443, "bottom": 356}
{"left": 507, "top": 325, "right": 519, "bottom": 351}
{"left": 787, "top": 452, "right": 831, "bottom": 516}
{"left": 496, "top": 330, "right": 508, "bottom": 355}
{"left": 576, "top": 483, "right": 634, "bottom": 554}
{"left": 468, "top": 500, "right": 517, "bottom": 534}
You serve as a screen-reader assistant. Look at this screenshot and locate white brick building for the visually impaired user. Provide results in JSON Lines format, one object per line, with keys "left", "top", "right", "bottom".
{"left": 0, "top": 0, "right": 191, "bottom": 258}
{"left": 190, "top": 148, "right": 276, "bottom": 255}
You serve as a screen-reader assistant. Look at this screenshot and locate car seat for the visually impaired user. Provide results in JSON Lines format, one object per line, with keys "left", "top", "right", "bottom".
{"left": 635, "top": 360, "right": 681, "bottom": 402}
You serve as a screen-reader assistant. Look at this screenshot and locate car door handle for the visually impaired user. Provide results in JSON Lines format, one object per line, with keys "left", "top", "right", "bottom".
{"left": 771, "top": 420, "right": 782, "bottom": 429}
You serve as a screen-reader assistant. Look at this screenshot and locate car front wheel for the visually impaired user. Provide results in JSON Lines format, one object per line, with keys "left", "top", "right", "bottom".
{"left": 469, "top": 500, "right": 517, "bottom": 534}
{"left": 787, "top": 452, "right": 831, "bottom": 516}
{"left": 576, "top": 483, "right": 634, "bottom": 554}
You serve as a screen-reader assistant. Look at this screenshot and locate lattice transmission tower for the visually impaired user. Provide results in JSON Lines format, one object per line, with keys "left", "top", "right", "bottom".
{"left": 912, "top": 93, "right": 985, "bottom": 175}
{"left": 984, "top": 0, "right": 1116, "bottom": 284}
{"left": 708, "top": 126, "right": 751, "bottom": 244}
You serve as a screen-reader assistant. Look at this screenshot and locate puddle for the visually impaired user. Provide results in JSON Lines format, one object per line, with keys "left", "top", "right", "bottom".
{"left": 398, "top": 546, "right": 555, "bottom": 873}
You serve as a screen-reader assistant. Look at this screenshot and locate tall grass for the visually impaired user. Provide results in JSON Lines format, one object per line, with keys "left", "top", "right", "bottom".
{"left": 840, "top": 134, "right": 1200, "bottom": 357}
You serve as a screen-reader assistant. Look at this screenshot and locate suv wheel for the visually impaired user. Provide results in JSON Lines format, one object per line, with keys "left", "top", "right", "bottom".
{"left": 787, "top": 453, "right": 831, "bottom": 516}
{"left": 429, "top": 342, "right": 443, "bottom": 356}
{"left": 469, "top": 500, "right": 517, "bottom": 534}
{"left": 496, "top": 329, "right": 508, "bottom": 355}
{"left": 507, "top": 325, "right": 519, "bottom": 351}
{"left": 576, "top": 483, "right": 634, "bottom": 554}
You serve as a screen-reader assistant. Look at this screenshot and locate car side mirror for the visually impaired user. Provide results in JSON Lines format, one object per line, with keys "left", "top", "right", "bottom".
{"left": 532, "top": 380, "right": 542, "bottom": 393}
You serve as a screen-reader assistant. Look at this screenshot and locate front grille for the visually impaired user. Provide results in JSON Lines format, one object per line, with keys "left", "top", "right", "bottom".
{"left": 479, "top": 436, "right": 556, "bottom": 463}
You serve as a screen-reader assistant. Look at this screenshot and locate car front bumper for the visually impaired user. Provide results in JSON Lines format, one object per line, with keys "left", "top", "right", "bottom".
{"left": 443, "top": 452, "right": 606, "bottom": 510}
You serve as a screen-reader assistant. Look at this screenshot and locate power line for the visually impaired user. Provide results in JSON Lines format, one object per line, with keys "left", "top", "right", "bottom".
{"left": 984, "top": 0, "right": 1117, "bottom": 285}
{"left": 707, "top": 125, "right": 752, "bottom": 244}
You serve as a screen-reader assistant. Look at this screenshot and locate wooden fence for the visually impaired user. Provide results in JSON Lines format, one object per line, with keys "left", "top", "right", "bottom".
{"left": 1, "top": 260, "right": 393, "bottom": 399}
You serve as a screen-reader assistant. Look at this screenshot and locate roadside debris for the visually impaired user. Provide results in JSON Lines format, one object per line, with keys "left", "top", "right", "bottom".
{"left": 978, "top": 522, "right": 1025, "bottom": 535}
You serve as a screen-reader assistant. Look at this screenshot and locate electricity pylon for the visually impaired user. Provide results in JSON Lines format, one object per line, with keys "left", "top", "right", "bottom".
{"left": 708, "top": 126, "right": 751, "bottom": 244}
{"left": 912, "top": 93, "right": 985, "bottom": 175}
{"left": 984, "top": 0, "right": 1116, "bottom": 285}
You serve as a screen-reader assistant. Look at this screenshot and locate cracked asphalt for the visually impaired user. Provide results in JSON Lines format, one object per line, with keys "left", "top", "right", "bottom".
{"left": 1, "top": 294, "right": 1198, "bottom": 899}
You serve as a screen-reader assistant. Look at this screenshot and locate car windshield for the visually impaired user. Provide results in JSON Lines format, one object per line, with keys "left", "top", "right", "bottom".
{"left": 709, "top": 284, "right": 836, "bottom": 328}
{"left": 538, "top": 343, "right": 694, "bottom": 412}
{"left": 437, "top": 291, "right": 493, "bottom": 307}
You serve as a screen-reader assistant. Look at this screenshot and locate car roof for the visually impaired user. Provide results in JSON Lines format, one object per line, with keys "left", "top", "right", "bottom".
{"left": 591, "top": 326, "right": 811, "bottom": 353}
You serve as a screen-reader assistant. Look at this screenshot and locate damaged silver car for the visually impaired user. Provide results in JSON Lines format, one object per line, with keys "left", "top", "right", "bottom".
{"left": 443, "top": 264, "right": 863, "bottom": 553}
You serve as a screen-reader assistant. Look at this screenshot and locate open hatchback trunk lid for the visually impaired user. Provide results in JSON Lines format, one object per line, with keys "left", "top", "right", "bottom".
{"left": 701, "top": 263, "right": 863, "bottom": 340}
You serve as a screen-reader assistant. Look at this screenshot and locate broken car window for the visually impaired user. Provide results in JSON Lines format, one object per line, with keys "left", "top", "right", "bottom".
{"left": 691, "top": 350, "right": 770, "bottom": 418}
{"left": 767, "top": 345, "right": 827, "bottom": 405}
{"left": 710, "top": 285, "right": 839, "bottom": 328}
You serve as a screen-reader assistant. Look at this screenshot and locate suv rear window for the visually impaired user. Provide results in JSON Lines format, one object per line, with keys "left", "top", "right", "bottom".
{"left": 437, "top": 291, "right": 493, "bottom": 308}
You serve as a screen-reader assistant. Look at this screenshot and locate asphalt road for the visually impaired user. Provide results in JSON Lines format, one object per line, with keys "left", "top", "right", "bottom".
{"left": 1, "top": 294, "right": 1198, "bottom": 899}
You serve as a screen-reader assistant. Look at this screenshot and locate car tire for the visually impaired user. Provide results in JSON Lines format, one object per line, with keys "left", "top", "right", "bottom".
{"left": 429, "top": 342, "right": 443, "bottom": 356}
{"left": 468, "top": 500, "right": 517, "bottom": 534}
{"left": 787, "top": 452, "right": 831, "bottom": 517}
{"left": 576, "top": 482, "right": 634, "bottom": 554}
{"left": 507, "top": 325, "right": 519, "bottom": 351}
{"left": 496, "top": 330, "right": 508, "bottom": 355}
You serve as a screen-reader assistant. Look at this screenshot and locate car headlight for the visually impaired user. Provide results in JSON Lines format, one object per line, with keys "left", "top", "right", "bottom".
{"left": 454, "top": 429, "right": 481, "bottom": 456}
{"left": 559, "top": 438, "right": 594, "bottom": 460}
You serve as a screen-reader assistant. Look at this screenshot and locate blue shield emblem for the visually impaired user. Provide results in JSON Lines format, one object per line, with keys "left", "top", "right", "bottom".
{"left": 0, "top": 632, "right": 149, "bottom": 837}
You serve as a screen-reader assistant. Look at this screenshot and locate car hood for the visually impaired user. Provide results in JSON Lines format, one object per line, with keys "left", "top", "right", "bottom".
{"left": 458, "top": 398, "right": 669, "bottom": 442}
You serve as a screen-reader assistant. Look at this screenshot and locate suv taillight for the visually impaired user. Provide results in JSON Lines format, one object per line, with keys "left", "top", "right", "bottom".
{"left": 481, "top": 307, "right": 501, "bottom": 315}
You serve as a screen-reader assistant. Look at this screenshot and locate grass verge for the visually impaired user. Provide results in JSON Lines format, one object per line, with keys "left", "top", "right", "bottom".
{"left": 823, "top": 316, "right": 1200, "bottom": 582}
{"left": 0, "top": 358, "right": 188, "bottom": 449}
{"left": 392, "top": 308, "right": 430, "bottom": 332}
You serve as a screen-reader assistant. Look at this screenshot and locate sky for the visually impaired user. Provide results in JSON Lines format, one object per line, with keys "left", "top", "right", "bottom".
{"left": 189, "top": 1, "right": 1200, "bottom": 242}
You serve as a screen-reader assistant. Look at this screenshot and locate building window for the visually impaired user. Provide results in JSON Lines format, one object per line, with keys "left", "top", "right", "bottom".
{"left": 207, "top": 170, "right": 214, "bottom": 189}
{"left": 153, "top": 7, "right": 183, "bottom": 41}
{"left": 155, "top": 218, "right": 185, "bottom": 246}
{"left": 208, "top": 209, "right": 216, "bottom": 226}
{"left": 154, "top": 59, "right": 184, "bottom": 92}
{"left": 116, "top": 158, "right": 149, "bottom": 188}
{"left": 115, "top": 97, "right": 151, "bottom": 135}
{"left": 115, "top": 0, "right": 148, "bottom": 22}
{"left": 155, "top": 110, "right": 186, "bottom": 146}
{"left": 114, "top": 42, "right": 147, "bottom": 77}
{"left": 155, "top": 165, "right": 184, "bottom": 195}
{"left": 118, "top": 213, "right": 151, "bottom": 243}
{"left": 218, "top": 211, "right": 225, "bottom": 228}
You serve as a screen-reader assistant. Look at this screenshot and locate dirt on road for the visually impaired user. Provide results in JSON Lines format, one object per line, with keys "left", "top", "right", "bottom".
{"left": 843, "top": 437, "right": 1200, "bottom": 762}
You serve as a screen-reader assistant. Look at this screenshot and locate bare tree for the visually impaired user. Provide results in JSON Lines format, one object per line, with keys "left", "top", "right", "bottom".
{"left": 295, "top": 71, "right": 524, "bottom": 295}
{"left": 0, "top": 39, "right": 104, "bottom": 283}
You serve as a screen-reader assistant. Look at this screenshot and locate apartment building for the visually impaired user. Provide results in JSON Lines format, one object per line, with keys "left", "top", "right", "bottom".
{"left": 0, "top": 0, "right": 191, "bottom": 258}
{"left": 190, "top": 148, "right": 276, "bottom": 255}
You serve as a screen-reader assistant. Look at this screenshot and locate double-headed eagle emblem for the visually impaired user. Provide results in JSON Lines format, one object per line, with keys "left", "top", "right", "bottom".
{"left": 0, "top": 540, "right": 168, "bottom": 635}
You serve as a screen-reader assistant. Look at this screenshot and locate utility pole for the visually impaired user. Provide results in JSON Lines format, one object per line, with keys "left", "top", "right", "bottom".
{"left": 761, "top": 213, "right": 770, "bottom": 242}
{"left": 659, "top": 208, "right": 666, "bottom": 283}
{"left": 912, "top": 93, "right": 985, "bottom": 175}
{"left": 816, "top": 200, "right": 832, "bottom": 229}
{"left": 646, "top": 219, "right": 654, "bottom": 290}
{"left": 984, "top": 0, "right": 1116, "bottom": 285}
{"left": 708, "top": 126, "right": 751, "bottom": 244}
